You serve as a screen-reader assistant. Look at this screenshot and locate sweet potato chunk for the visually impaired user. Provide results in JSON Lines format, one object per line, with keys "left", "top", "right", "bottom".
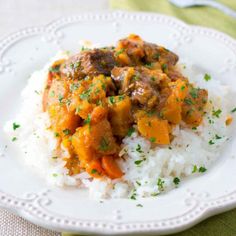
{"left": 182, "top": 87, "right": 208, "bottom": 126}
{"left": 161, "top": 79, "right": 188, "bottom": 124}
{"left": 48, "top": 104, "right": 80, "bottom": 136}
{"left": 108, "top": 96, "right": 133, "bottom": 137}
{"left": 72, "top": 115, "right": 119, "bottom": 168}
{"left": 137, "top": 115, "right": 170, "bottom": 144}
{"left": 72, "top": 125, "right": 96, "bottom": 167}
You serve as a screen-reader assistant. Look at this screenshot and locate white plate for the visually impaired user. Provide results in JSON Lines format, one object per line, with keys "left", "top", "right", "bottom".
{"left": 0, "top": 11, "right": 236, "bottom": 235}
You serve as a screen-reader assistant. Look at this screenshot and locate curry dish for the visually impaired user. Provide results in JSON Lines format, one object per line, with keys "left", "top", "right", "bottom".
{"left": 43, "top": 35, "right": 208, "bottom": 179}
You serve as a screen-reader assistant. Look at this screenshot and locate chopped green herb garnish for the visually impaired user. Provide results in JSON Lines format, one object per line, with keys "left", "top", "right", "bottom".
{"left": 52, "top": 156, "right": 58, "bottom": 159}
{"left": 151, "top": 77, "right": 156, "bottom": 81}
{"left": 34, "top": 90, "right": 40, "bottom": 95}
{"left": 192, "top": 165, "right": 198, "bottom": 173}
{"left": 91, "top": 169, "right": 98, "bottom": 174}
{"left": 115, "top": 48, "right": 125, "bottom": 56}
{"left": 157, "top": 178, "right": 165, "bottom": 191}
{"left": 231, "top": 107, "right": 236, "bottom": 113}
{"left": 80, "top": 89, "right": 91, "bottom": 100}
{"left": 204, "top": 73, "right": 211, "bottom": 81}
{"left": 208, "top": 140, "right": 215, "bottom": 145}
{"left": 75, "top": 106, "right": 81, "bottom": 114}
{"left": 52, "top": 173, "right": 58, "bottom": 177}
{"left": 199, "top": 166, "right": 207, "bottom": 173}
{"left": 181, "top": 86, "right": 186, "bottom": 91}
{"left": 54, "top": 132, "right": 59, "bottom": 137}
{"left": 81, "top": 46, "right": 89, "bottom": 51}
{"left": 147, "top": 110, "right": 156, "bottom": 117}
{"left": 127, "top": 127, "right": 135, "bottom": 137}
{"left": 192, "top": 127, "right": 197, "bottom": 130}
{"left": 134, "top": 160, "right": 143, "bottom": 165}
{"left": 190, "top": 88, "right": 198, "bottom": 99}
{"left": 100, "top": 137, "right": 109, "bottom": 151}
{"left": 101, "top": 83, "right": 106, "bottom": 91}
{"left": 136, "top": 144, "right": 143, "bottom": 153}
{"left": 136, "top": 181, "right": 141, "bottom": 186}
{"left": 63, "top": 129, "right": 71, "bottom": 135}
{"left": 161, "top": 63, "right": 168, "bottom": 72}
{"left": 108, "top": 96, "right": 115, "bottom": 104}
{"left": 70, "top": 83, "right": 80, "bottom": 92}
{"left": 12, "top": 137, "right": 17, "bottom": 142}
{"left": 153, "top": 53, "right": 160, "bottom": 60}
{"left": 84, "top": 114, "right": 91, "bottom": 126}
{"left": 118, "top": 95, "right": 125, "bottom": 101}
{"left": 212, "top": 109, "right": 222, "bottom": 118}
{"left": 132, "top": 75, "right": 139, "bottom": 81}
{"left": 136, "top": 204, "right": 143, "bottom": 207}
{"left": 49, "top": 90, "right": 55, "bottom": 97}
{"left": 58, "top": 94, "right": 64, "bottom": 103}
{"left": 49, "top": 65, "right": 60, "bottom": 73}
{"left": 151, "top": 192, "right": 159, "bottom": 197}
{"left": 184, "top": 98, "right": 194, "bottom": 105}
{"left": 145, "top": 62, "right": 153, "bottom": 69}
{"left": 173, "top": 177, "right": 180, "bottom": 185}
{"left": 215, "top": 134, "right": 222, "bottom": 139}
{"left": 150, "top": 137, "right": 156, "bottom": 143}
{"left": 13, "top": 122, "right": 20, "bottom": 130}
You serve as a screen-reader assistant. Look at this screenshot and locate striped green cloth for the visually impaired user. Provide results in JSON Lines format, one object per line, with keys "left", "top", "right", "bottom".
{"left": 110, "top": 0, "right": 236, "bottom": 38}
{"left": 63, "top": 1, "right": 236, "bottom": 235}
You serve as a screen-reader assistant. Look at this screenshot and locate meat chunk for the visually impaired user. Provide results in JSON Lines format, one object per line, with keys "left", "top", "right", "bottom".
{"left": 111, "top": 66, "right": 168, "bottom": 108}
{"left": 143, "top": 42, "right": 178, "bottom": 66}
{"left": 114, "top": 34, "right": 178, "bottom": 67}
{"left": 61, "top": 49, "right": 116, "bottom": 80}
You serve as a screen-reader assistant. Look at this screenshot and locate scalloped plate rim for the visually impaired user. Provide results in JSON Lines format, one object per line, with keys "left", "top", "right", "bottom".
{"left": 0, "top": 10, "right": 236, "bottom": 235}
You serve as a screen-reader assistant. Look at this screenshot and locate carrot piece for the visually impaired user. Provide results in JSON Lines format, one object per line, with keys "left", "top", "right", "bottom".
{"left": 226, "top": 115, "right": 233, "bottom": 126}
{"left": 101, "top": 156, "right": 123, "bottom": 179}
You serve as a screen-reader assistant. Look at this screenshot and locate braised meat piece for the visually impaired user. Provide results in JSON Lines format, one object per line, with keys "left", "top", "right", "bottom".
{"left": 111, "top": 66, "right": 169, "bottom": 108}
{"left": 143, "top": 42, "right": 178, "bottom": 66}
{"left": 61, "top": 49, "right": 116, "bottom": 80}
{"left": 114, "top": 34, "right": 178, "bottom": 67}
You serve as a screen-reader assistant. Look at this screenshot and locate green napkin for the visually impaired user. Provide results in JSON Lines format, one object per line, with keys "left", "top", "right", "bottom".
{"left": 63, "top": 1, "right": 236, "bottom": 235}
{"left": 110, "top": 0, "right": 236, "bottom": 38}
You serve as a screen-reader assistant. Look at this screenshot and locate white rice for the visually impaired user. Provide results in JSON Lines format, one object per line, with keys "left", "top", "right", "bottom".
{"left": 4, "top": 52, "right": 235, "bottom": 199}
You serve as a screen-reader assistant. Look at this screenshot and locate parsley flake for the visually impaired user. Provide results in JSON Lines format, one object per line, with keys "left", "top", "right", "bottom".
{"left": 173, "top": 177, "right": 180, "bottom": 185}
{"left": 199, "top": 166, "right": 207, "bottom": 173}
{"left": 204, "top": 73, "right": 211, "bottom": 81}
{"left": 212, "top": 109, "right": 222, "bottom": 118}
{"left": 100, "top": 137, "right": 109, "bottom": 151}
{"left": 127, "top": 127, "right": 135, "bottom": 137}
{"left": 13, "top": 122, "right": 20, "bottom": 130}
{"left": 134, "top": 160, "right": 143, "bottom": 165}
{"left": 231, "top": 107, "right": 236, "bottom": 113}
{"left": 150, "top": 137, "right": 156, "bottom": 143}
{"left": 157, "top": 178, "right": 165, "bottom": 191}
{"left": 63, "top": 129, "right": 71, "bottom": 135}
{"left": 192, "top": 165, "right": 198, "bottom": 173}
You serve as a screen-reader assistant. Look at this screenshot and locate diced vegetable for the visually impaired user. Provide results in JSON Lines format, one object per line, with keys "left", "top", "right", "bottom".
{"left": 161, "top": 80, "right": 188, "bottom": 124}
{"left": 108, "top": 96, "right": 133, "bottom": 137}
{"left": 101, "top": 155, "right": 123, "bottom": 179}
{"left": 137, "top": 115, "right": 170, "bottom": 144}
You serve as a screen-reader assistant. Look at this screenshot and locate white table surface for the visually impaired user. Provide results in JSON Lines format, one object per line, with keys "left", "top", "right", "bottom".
{"left": 0, "top": 1, "right": 109, "bottom": 235}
